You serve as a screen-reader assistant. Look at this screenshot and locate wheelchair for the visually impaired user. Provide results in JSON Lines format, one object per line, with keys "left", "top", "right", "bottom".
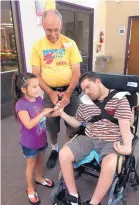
{"left": 50, "top": 73, "right": 139, "bottom": 205}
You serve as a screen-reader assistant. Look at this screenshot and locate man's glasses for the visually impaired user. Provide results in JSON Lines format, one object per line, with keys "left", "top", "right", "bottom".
{"left": 44, "top": 28, "right": 60, "bottom": 34}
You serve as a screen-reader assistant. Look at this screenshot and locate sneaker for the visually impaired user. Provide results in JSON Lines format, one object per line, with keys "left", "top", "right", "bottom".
{"left": 62, "top": 194, "right": 81, "bottom": 205}
{"left": 54, "top": 191, "right": 81, "bottom": 205}
{"left": 83, "top": 200, "right": 101, "bottom": 205}
{"left": 46, "top": 150, "right": 58, "bottom": 169}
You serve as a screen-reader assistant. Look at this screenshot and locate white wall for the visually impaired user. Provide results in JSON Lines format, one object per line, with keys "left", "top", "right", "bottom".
{"left": 19, "top": 0, "right": 99, "bottom": 72}
{"left": 19, "top": 0, "right": 45, "bottom": 72}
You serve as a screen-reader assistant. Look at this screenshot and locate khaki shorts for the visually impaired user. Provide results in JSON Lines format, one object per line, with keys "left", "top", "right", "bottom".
{"left": 44, "top": 90, "right": 79, "bottom": 135}
{"left": 67, "top": 135, "right": 118, "bottom": 162}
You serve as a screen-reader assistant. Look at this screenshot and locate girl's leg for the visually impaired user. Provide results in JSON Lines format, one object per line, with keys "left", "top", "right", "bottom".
{"left": 35, "top": 150, "right": 54, "bottom": 187}
{"left": 26, "top": 157, "right": 36, "bottom": 190}
{"left": 26, "top": 157, "right": 39, "bottom": 202}
{"left": 35, "top": 150, "right": 45, "bottom": 183}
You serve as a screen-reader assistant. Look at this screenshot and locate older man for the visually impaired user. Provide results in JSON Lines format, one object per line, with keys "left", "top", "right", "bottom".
{"left": 30, "top": 9, "right": 82, "bottom": 169}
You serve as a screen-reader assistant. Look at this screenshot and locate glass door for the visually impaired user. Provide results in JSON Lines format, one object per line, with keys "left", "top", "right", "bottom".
{"left": 56, "top": 1, "right": 94, "bottom": 73}
{"left": 77, "top": 12, "right": 89, "bottom": 74}
{"left": 60, "top": 10, "right": 75, "bottom": 41}
{"left": 1, "top": 1, "right": 23, "bottom": 118}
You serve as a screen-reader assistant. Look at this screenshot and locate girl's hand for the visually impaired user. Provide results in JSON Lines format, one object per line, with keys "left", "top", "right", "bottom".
{"left": 42, "top": 108, "right": 54, "bottom": 117}
{"left": 114, "top": 141, "right": 132, "bottom": 155}
{"left": 49, "top": 109, "right": 62, "bottom": 117}
{"left": 48, "top": 104, "right": 63, "bottom": 117}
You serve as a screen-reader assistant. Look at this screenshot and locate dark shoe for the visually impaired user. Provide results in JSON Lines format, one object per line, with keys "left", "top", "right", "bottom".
{"left": 61, "top": 194, "right": 81, "bottom": 205}
{"left": 83, "top": 200, "right": 101, "bottom": 205}
{"left": 54, "top": 191, "right": 81, "bottom": 205}
{"left": 46, "top": 150, "right": 58, "bottom": 169}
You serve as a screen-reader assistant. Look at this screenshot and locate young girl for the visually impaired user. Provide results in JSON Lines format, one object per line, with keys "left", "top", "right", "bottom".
{"left": 12, "top": 72, "right": 54, "bottom": 205}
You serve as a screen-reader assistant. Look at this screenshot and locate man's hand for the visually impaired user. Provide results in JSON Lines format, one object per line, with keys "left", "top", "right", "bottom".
{"left": 58, "top": 91, "right": 70, "bottom": 108}
{"left": 114, "top": 141, "right": 132, "bottom": 155}
{"left": 49, "top": 90, "right": 59, "bottom": 105}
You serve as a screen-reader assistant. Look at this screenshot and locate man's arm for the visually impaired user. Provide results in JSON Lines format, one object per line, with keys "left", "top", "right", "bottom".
{"left": 60, "top": 110, "right": 82, "bottom": 128}
{"left": 66, "top": 63, "right": 80, "bottom": 97}
{"left": 114, "top": 119, "right": 132, "bottom": 155}
{"left": 119, "top": 119, "right": 132, "bottom": 148}
{"left": 58, "top": 40, "right": 82, "bottom": 108}
{"left": 30, "top": 44, "right": 52, "bottom": 94}
{"left": 113, "top": 96, "right": 133, "bottom": 155}
{"left": 59, "top": 63, "right": 80, "bottom": 108}
{"left": 66, "top": 40, "right": 82, "bottom": 97}
{"left": 32, "top": 66, "right": 59, "bottom": 105}
{"left": 32, "top": 66, "right": 52, "bottom": 94}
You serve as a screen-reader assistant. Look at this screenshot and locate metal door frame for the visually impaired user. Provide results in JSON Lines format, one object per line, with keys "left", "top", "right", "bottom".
{"left": 11, "top": 1, "right": 26, "bottom": 73}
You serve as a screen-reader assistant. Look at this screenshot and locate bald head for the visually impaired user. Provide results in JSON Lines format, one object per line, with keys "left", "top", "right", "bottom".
{"left": 42, "top": 10, "right": 62, "bottom": 43}
{"left": 42, "top": 9, "right": 62, "bottom": 23}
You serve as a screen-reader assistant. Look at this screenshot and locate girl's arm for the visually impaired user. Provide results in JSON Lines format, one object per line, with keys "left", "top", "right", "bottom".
{"left": 18, "top": 108, "right": 53, "bottom": 130}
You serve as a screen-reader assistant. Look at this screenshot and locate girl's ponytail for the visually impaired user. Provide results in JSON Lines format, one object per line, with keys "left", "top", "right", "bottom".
{"left": 12, "top": 73, "right": 20, "bottom": 103}
{"left": 12, "top": 72, "right": 37, "bottom": 118}
{"left": 12, "top": 73, "right": 22, "bottom": 118}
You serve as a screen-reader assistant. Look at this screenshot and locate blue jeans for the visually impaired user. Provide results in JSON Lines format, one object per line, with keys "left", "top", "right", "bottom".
{"left": 21, "top": 144, "right": 47, "bottom": 158}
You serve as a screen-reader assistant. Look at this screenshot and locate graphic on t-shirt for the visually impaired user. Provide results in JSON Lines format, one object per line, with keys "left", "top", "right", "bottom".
{"left": 105, "top": 108, "right": 116, "bottom": 116}
{"left": 32, "top": 105, "right": 46, "bottom": 135}
{"left": 39, "top": 116, "right": 46, "bottom": 133}
{"left": 43, "top": 48, "right": 65, "bottom": 64}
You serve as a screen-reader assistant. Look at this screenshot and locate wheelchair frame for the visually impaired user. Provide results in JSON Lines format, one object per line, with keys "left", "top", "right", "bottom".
{"left": 50, "top": 74, "right": 139, "bottom": 205}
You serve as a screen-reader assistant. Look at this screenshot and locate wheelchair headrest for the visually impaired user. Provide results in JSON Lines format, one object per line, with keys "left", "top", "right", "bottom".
{"left": 126, "top": 93, "right": 139, "bottom": 109}
{"left": 98, "top": 73, "right": 139, "bottom": 94}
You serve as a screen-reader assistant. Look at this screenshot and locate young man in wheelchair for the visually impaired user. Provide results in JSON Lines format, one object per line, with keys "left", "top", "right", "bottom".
{"left": 52, "top": 72, "right": 133, "bottom": 205}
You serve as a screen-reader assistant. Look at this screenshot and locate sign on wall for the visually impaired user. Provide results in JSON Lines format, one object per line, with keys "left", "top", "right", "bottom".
{"left": 35, "top": 0, "right": 46, "bottom": 16}
{"left": 119, "top": 26, "right": 126, "bottom": 35}
{"left": 35, "top": 0, "right": 56, "bottom": 26}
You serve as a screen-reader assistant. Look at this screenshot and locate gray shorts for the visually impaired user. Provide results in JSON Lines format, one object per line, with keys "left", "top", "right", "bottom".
{"left": 67, "top": 135, "right": 118, "bottom": 162}
{"left": 44, "top": 90, "right": 79, "bottom": 135}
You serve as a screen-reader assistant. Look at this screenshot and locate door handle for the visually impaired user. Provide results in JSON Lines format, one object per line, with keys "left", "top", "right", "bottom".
{"left": 127, "top": 52, "right": 132, "bottom": 59}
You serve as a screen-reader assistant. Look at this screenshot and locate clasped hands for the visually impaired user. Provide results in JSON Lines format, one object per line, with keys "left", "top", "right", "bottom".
{"left": 49, "top": 90, "right": 70, "bottom": 108}
{"left": 47, "top": 90, "right": 70, "bottom": 117}
{"left": 46, "top": 102, "right": 64, "bottom": 118}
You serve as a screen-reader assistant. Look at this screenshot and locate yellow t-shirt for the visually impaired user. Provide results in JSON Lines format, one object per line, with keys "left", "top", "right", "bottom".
{"left": 30, "top": 34, "right": 82, "bottom": 87}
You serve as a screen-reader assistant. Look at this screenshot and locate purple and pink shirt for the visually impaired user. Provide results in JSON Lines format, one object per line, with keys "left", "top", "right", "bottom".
{"left": 15, "top": 97, "right": 47, "bottom": 149}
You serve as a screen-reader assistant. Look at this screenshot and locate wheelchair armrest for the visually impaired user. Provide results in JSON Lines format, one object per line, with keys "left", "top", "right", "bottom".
{"left": 69, "top": 125, "right": 86, "bottom": 138}
{"left": 116, "top": 135, "right": 138, "bottom": 175}
{"left": 116, "top": 155, "right": 125, "bottom": 175}
{"left": 76, "top": 125, "right": 86, "bottom": 136}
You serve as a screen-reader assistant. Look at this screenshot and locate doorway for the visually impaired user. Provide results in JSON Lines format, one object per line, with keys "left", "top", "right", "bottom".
{"left": 124, "top": 16, "right": 139, "bottom": 76}
{"left": 1, "top": 1, "right": 26, "bottom": 118}
{"left": 56, "top": 1, "right": 94, "bottom": 73}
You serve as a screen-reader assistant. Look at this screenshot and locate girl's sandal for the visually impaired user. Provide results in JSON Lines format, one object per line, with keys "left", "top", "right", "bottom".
{"left": 26, "top": 189, "right": 40, "bottom": 205}
{"left": 35, "top": 177, "right": 54, "bottom": 188}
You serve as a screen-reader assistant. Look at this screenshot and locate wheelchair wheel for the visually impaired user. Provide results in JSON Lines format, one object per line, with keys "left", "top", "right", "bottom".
{"left": 108, "top": 177, "right": 119, "bottom": 205}
{"left": 136, "top": 157, "right": 139, "bottom": 176}
{"left": 108, "top": 177, "right": 128, "bottom": 205}
{"left": 50, "top": 172, "right": 66, "bottom": 205}
{"left": 134, "top": 157, "right": 139, "bottom": 191}
{"left": 122, "top": 198, "right": 128, "bottom": 205}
